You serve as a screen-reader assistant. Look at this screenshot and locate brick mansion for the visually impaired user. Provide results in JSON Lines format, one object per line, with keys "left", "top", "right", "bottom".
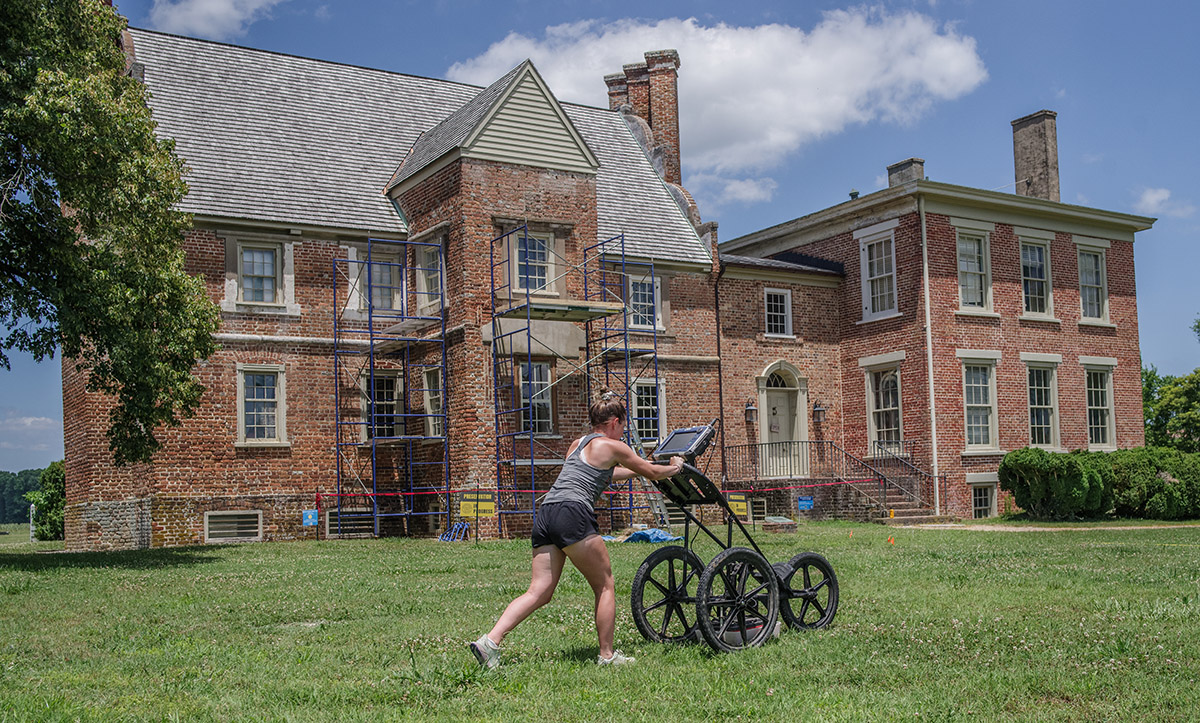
{"left": 62, "top": 28, "right": 1154, "bottom": 550}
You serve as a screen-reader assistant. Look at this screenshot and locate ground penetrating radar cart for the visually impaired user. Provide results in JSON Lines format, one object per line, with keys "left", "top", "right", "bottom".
{"left": 631, "top": 421, "right": 839, "bottom": 653}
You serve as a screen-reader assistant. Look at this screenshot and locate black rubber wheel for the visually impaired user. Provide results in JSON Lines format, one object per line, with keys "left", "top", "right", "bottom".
{"left": 631, "top": 545, "right": 704, "bottom": 644}
{"left": 696, "top": 546, "right": 779, "bottom": 652}
{"left": 777, "top": 552, "right": 839, "bottom": 630}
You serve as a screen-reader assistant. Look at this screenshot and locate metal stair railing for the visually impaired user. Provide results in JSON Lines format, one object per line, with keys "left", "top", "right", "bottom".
{"left": 869, "top": 441, "right": 940, "bottom": 509}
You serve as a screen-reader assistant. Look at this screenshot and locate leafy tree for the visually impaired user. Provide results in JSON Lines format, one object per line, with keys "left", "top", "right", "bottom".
{"left": 1143, "top": 365, "right": 1175, "bottom": 447}
{"left": 0, "top": 468, "right": 44, "bottom": 522}
{"left": 1193, "top": 316, "right": 1199, "bottom": 344}
{"left": 24, "top": 460, "right": 64, "bottom": 540}
{"left": 1, "top": 0, "right": 219, "bottom": 465}
{"left": 1147, "top": 368, "right": 1200, "bottom": 454}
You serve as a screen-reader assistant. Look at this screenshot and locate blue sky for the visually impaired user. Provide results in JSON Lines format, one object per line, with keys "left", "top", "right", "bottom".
{"left": 2, "top": 0, "right": 1197, "bottom": 471}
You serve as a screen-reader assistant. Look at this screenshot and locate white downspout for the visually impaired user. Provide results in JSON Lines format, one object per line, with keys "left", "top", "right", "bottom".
{"left": 919, "top": 193, "right": 941, "bottom": 515}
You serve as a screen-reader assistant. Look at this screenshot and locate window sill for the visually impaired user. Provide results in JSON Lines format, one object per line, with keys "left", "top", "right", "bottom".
{"left": 1079, "top": 319, "right": 1117, "bottom": 329}
{"left": 954, "top": 309, "right": 1000, "bottom": 319}
{"left": 236, "top": 441, "right": 292, "bottom": 449}
{"left": 222, "top": 300, "right": 301, "bottom": 317}
{"left": 1019, "top": 314, "right": 1061, "bottom": 324}
{"left": 763, "top": 333, "right": 797, "bottom": 340}
{"left": 628, "top": 326, "right": 668, "bottom": 335}
{"left": 1031, "top": 445, "right": 1067, "bottom": 453}
{"left": 961, "top": 448, "right": 1006, "bottom": 458}
{"left": 1088, "top": 444, "right": 1117, "bottom": 453}
{"left": 514, "top": 434, "right": 563, "bottom": 440}
{"left": 856, "top": 312, "right": 903, "bottom": 325}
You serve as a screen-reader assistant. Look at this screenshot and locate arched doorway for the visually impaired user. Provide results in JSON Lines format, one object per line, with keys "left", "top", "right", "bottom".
{"left": 756, "top": 361, "right": 808, "bottom": 477}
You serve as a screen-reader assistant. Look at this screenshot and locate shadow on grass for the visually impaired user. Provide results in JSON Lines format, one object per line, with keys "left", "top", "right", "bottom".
{"left": 0, "top": 545, "right": 222, "bottom": 571}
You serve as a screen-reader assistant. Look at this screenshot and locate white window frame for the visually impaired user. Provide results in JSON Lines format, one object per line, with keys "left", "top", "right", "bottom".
{"left": 1023, "top": 360, "right": 1059, "bottom": 449}
{"left": 414, "top": 242, "right": 445, "bottom": 317}
{"left": 204, "top": 510, "right": 263, "bottom": 543}
{"left": 763, "top": 288, "right": 793, "bottom": 338}
{"left": 518, "top": 361, "right": 553, "bottom": 435}
{"left": 238, "top": 242, "right": 282, "bottom": 305}
{"left": 1017, "top": 228, "right": 1055, "bottom": 320}
{"left": 1081, "top": 357, "right": 1117, "bottom": 451}
{"left": 360, "top": 250, "right": 405, "bottom": 313}
{"left": 856, "top": 220, "right": 900, "bottom": 323}
{"left": 956, "top": 350, "right": 1001, "bottom": 453}
{"left": 362, "top": 370, "right": 403, "bottom": 441}
{"left": 422, "top": 367, "right": 444, "bottom": 438}
{"left": 631, "top": 379, "right": 665, "bottom": 447}
{"left": 866, "top": 366, "right": 903, "bottom": 449}
{"left": 513, "top": 231, "right": 555, "bottom": 295}
{"left": 236, "top": 363, "right": 288, "bottom": 447}
{"left": 971, "top": 485, "right": 997, "bottom": 519}
{"left": 1076, "top": 241, "right": 1109, "bottom": 324}
{"left": 956, "top": 230, "right": 992, "bottom": 311}
{"left": 627, "top": 273, "right": 664, "bottom": 331}
{"left": 222, "top": 235, "right": 299, "bottom": 315}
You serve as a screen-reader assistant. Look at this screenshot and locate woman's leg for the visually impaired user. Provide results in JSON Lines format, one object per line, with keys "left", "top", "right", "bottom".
{"left": 488, "top": 544, "right": 565, "bottom": 644}
{"left": 563, "top": 535, "right": 616, "bottom": 659}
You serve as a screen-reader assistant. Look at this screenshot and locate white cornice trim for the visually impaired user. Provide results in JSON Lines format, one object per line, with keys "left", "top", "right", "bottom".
{"left": 859, "top": 350, "right": 906, "bottom": 368}
{"left": 193, "top": 215, "right": 406, "bottom": 241}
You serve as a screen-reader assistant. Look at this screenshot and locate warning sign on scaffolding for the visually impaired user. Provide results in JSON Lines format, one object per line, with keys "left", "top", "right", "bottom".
{"left": 302, "top": 509, "right": 318, "bottom": 526}
{"left": 727, "top": 492, "right": 747, "bottom": 519}
{"left": 460, "top": 491, "right": 496, "bottom": 518}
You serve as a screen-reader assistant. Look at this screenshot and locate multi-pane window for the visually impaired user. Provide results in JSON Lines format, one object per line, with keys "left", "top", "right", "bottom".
{"left": 1021, "top": 242, "right": 1050, "bottom": 315}
{"left": 864, "top": 236, "right": 896, "bottom": 317}
{"left": 519, "top": 362, "right": 552, "bottom": 434}
{"left": 416, "top": 245, "right": 443, "bottom": 315}
{"left": 237, "top": 363, "right": 286, "bottom": 445}
{"left": 366, "top": 255, "right": 403, "bottom": 311}
{"left": 628, "top": 274, "right": 661, "bottom": 330}
{"left": 423, "top": 368, "right": 444, "bottom": 437}
{"left": 869, "top": 368, "right": 901, "bottom": 445}
{"left": 1086, "top": 369, "right": 1113, "bottom": 446}
{"left": 963, "top": 363, "right": 996, "bottom": 447}
{"left": 632, "top": 382, "right": 662, "bottom": 446}
{"left": 244, "top": 372, "right": 278, "bottom": 439}
{"left": 972, "top": 486, "right": 995, "bottom": 519}
{"left": 957, "top": 232, "right": 988, "bottom": 309}
{"left": 241, "top": 246, "right": 278, "bottom": 303}
{"left": 1027, "top": 366, "right": 1056, "bottom": 446}
{"left": 764, "top": 288, "right": 792, "bottom": 336}
{"left": 367, "top": 374, "right": 399, "bottom": 439}
{"left": 516, "top": 233, "right": 550, "bottom": 292}
{"left": 1079, "top": 249, "right": 1106, "bottom": 320}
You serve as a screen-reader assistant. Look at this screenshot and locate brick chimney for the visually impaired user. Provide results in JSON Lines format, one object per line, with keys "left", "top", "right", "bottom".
{"left": 604, "top": 73, "right": 628, "bottom": 111}
{"left": 645, "top": 49, "right": 682, "bottom": 185}
{"left": 623, "top": 62, "right": 650, "bottom": 123}
{"left": 1012, "top": 110, "right": 1059, "bottom": 202}
{"left": 887, "top": 158, "right": 925, "bottom": 187}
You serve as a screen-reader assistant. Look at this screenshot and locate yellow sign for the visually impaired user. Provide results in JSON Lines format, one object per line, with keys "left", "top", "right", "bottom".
{"left": 460, "top": 491, "right": 496, "bottom": 518}
{"left": 728, "top": 492, "right": 747, "bottom": 519}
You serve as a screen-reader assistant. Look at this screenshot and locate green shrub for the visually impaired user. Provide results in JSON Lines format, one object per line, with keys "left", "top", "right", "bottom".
{"left": 1109, "top": 448, "right": 1159, "bottom": 517}
{"left": 24, "top": 461, "right": 65, "bottom": 541}
{"left": 999, "top": 448, "right": 1106, "bottom": 520}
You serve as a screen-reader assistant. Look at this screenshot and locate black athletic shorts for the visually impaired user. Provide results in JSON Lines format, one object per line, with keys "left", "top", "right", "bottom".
{"left": 530, "top": 501, "right": 599, "bottom": 549}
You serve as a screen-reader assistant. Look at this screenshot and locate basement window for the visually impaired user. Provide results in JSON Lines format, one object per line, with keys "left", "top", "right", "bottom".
{"left": 204, "top": 511, "right": 262, "bottom": 543}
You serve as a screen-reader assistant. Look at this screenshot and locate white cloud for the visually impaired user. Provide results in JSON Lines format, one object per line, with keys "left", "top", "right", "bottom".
{"left": 1134, "top": 187, "right": 1196, "bottom": 218}
{"left": 447, "top": 10, "right": 986, "bottom": 208}
{"left": 0, "top": 415, "right": 55, "bottom": 432}
{"left": 148, "top": 0, "right": 290, "bottom": 40}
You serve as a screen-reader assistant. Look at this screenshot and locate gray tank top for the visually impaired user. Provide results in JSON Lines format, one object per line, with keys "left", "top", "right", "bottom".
{"left": 540, "top": 433, "right": 615, "bottom": 510}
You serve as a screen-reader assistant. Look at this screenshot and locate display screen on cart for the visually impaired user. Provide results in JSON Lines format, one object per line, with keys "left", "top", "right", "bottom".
{"left": 653, "top": 427, "right": 709, "bottom": 458}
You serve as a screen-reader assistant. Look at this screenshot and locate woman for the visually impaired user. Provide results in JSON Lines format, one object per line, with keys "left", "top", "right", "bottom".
{"left": 469, "top": 391, "right": 685, "bottom": 668}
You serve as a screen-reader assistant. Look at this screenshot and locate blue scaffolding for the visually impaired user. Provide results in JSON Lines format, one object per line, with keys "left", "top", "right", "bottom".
{"left": 489, "top": 227, "right": 660, "bottom": 536}
{"left": 331, "top": 238, "right": 449, "bottom": 537}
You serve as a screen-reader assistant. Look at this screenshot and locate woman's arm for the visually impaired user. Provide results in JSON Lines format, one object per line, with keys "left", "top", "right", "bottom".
{"left": 603, "top": 440, "right": 683, "bottom": 481}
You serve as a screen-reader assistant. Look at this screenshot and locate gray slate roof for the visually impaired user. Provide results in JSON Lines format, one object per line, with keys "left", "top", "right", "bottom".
{"left": 386, "top": 62, "right": 527, "bottom": 191}
{"left": 129, "top": 29, "right": 709, "bottom": 265}
{"left": 721, "top": 253, "right": 842, "bottom": 276}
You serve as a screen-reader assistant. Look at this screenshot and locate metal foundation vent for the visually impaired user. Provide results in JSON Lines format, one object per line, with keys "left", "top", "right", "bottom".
{"left": 204, "top": 510, "right": 262, "bottom": 543}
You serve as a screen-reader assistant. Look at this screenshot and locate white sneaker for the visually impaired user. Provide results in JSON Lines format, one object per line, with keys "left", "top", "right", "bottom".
{"left": 597, "top": 650, "right": 635, "bottom": 666}
{"left": 469, "top": 635, "right": 500, "bottom": 669}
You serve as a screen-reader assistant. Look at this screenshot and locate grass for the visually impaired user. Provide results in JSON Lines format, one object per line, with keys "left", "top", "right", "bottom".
{"left": 1, "top": 521, "right": 1198, "bottom": 721}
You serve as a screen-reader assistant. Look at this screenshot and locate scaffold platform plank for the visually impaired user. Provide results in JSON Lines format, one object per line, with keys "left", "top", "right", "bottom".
{"left": 496, "top": 298, "right": 624, "bottom": 321}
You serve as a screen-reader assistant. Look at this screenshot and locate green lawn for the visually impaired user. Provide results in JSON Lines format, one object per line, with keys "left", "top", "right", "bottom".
{"left": 1, "top": 521, "right": 1197, "bottom": 721}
